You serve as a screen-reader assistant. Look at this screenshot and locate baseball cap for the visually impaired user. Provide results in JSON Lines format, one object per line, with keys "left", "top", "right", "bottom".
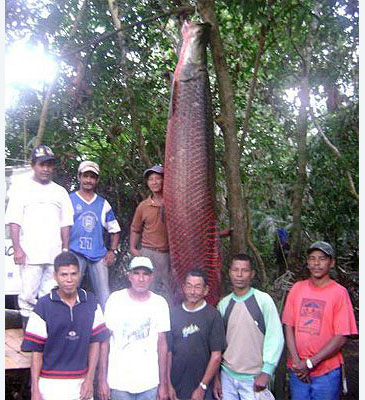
{"left": 129, "top": 256, "right": 154, "bottom": 272}
{"left": 143, "top": 165, "right": 164, "bottom": 178}
{"left": 307, "top": 241, "right": 335, "bottom": 258}
{"left": 78, "top": 161, "right": 100, "bottom": 176}
{"left": 31, "top": 145, "right": 56, "bottom": 163}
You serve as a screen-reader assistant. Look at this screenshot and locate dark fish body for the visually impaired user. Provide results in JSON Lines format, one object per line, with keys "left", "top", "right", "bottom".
{"left": 164, "top": 22, "right": 222, "bottom": 305}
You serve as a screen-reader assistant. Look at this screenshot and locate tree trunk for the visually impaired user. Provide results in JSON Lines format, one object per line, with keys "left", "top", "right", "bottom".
{"left": 34, "top": 79, "right": 58, "bottom": 147}
{"left": 34, "top": 0, "right": 88, "bottom": 147}
{"left": 198, "top": 0, "right": 247, "bottom": 254}
{"left": 107, "top": 0, "right": 151, "bottom": 167}
{"left": 287, "top": 6, "right": 322, "bottom": 270}
{"left": 287, "top": 75, "right": 309, "bottom": 270}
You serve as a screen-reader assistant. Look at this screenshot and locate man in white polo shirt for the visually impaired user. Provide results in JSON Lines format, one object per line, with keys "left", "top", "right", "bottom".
{"left": 98, "top": 256, "right": 170, "bottom": 400}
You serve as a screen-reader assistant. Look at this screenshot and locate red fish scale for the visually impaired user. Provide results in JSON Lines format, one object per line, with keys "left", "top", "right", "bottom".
{"left": 164, "top": 25, "right": 223, "bottom": 305}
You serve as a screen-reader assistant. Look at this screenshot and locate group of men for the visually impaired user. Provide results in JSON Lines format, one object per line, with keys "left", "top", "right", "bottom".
{"left": 6, "top": 145, "right": 358, "bottom": 400}
{"left": 6, "top": 145, "right": 121, "bottom": 326}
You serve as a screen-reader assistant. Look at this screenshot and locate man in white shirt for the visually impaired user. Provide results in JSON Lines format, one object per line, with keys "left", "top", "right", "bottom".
{"left": 98, "top": 256, "right": 170, "bottom": 400}
{"left": 5, "top": 144, "right": 74, "bottom": 329}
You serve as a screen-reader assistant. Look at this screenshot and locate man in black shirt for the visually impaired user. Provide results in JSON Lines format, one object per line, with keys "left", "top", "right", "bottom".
{"left": 167, "top": 269, "right": 226, "bottom": 400}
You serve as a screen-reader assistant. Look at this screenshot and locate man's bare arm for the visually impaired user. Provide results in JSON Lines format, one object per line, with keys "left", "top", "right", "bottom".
{"left": 60, "top": 226, "right": 71, "bottom": 249}
{"left": 285, "top": 324, "right": 348, "bottom": 380}
{"left": 9, "top": 223, "right": 26, "bottom": 264}
{"left": 80, "top": 342, "right": 100, "bottom": 400}
{"left": 167, "top": 351, "right": 177, "bottom": 400}
{"left": 191, "top": 351, "right": 222, "bottom": 400}
{"left": 310, "top": 335, "right": 347, "bottom": 368}
{"left": 213, "top": 372, "right": 222, "bottom": 400}
{"left": 109, "top": 232, "right": 120, "bottom": 251}
{"left": 98, "top": 339, "right": 111, "bottom": 400}
{"left": 104, "top": 232, "right": 120, "bottom": 265}
{"left": 30, "top": 351, "right": 43, "bottom": 400}
{"left": 284, "top": 324, "right": 301, "bottom": 365}
{"left": 130, "top": 231, "right": 142, "bottom": 256}
{"left": 157, "top": 332, "right": 169, "bottom": 400}
{"left": 284, "top": 324, "right": 309, "bottom": 381}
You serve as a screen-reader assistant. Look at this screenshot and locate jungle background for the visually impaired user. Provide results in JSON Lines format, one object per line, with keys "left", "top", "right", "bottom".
{"left": 5, "top": 0, "right": 358, "bottom": 399}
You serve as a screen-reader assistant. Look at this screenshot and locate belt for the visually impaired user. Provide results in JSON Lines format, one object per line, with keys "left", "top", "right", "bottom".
{"left": 142, "top": 246, "right": 169, "bottom": 254}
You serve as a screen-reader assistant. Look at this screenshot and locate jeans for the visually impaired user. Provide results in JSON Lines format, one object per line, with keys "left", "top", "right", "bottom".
{"left": 18, "top": 263, "right": 56, "bottom": 317}
{"left": 111, "top": 387, "right": 157, "bottom": 400}
{"left": 289, "top": 367, "right": 341, "bottom": 400}
{"left": 221, "top": 369, "right": 257, "bottom": 400}
{"left": 75, "top": 254, "right": 110, "bottom": 309}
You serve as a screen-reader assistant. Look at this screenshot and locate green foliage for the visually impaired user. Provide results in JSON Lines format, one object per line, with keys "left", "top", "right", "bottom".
{"left": 5, "top": 0, "right": 358, "bottom": 290}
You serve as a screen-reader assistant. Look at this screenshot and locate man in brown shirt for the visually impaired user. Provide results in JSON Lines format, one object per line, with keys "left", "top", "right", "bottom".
{"left": 130, "top": 165, "right": 174, "bottom": 304}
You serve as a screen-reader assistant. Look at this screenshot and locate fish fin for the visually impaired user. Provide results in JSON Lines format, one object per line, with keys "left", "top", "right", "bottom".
{"left": 168, "top": 79, "right": 178, "bottom": 119}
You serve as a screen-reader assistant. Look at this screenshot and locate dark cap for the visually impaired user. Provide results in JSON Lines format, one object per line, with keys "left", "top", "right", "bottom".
{"left": 143, "top": 165, "right": 164, "bottom": 178}
{"left": 307, "top": 241, "right": 335, "bottom": 258}
{"left": 31, "top": 145, "right": 56, "bottom": 163}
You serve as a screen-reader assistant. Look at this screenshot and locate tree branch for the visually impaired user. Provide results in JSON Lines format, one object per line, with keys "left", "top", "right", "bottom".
{"left": 239, "top": 23, "right": 268, "bottom": 152}
{"left": 61, "top": 6, "right": 195, "bottom": 59}
{"left": 309, "top": 108, "right": 359, "bottom": 202}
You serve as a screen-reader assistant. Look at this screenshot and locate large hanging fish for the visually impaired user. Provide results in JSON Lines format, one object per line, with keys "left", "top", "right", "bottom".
{"left": 164, "top": 21, "right": 222, "bottom": 305}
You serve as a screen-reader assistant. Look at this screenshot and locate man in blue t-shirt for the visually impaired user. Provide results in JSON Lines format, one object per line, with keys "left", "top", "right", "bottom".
{"left": 69, "top": 161, "right": 121, "bottom": 308}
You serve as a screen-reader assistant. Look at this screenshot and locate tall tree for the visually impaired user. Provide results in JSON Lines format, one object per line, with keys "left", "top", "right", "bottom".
{"left": 198, "top": 0, "right": 247, "bottom": 254}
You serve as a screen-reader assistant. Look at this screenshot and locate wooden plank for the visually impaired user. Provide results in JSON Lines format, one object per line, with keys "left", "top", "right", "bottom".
{"left": 5, "top": 329, "right": 31, "bottom": 370}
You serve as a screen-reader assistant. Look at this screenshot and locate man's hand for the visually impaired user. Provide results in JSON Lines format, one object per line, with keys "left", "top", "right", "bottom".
{"left": 157, "top": 382, "right": 169, "bottom": 400}
{"left": 13, "top": 246, "right": 26, "bottom": 265}
{"left": 213, "top": 374, "right": 222, "bottom": 400}
{"left": 292, "top": 359, "right": 310, "bottom": 382}
{"left": 31, "top": 387, "right": 43, "bottom": 400}
{"left": 104, "top": 250, "right": 116, "bottom": 266}
{"left": 167, "top": 383, "right": 177, "bottom": 400}
{"left": 98, "top": 378, "right": 111, "bottom": 400}
{"left": 80, "top": 377, "right": 94, "bottom": 400}
{"left": 253, "top": 372, "right": 270, "bottom": 392}
{"left": 130, "top": 247, "right": 142, "bottom": 257}
{"left": 191, "top": 386, "right": 206, "bottom": 400}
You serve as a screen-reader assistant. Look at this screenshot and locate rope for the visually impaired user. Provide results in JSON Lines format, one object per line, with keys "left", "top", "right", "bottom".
{"left": 274, "top": 270, "right": 296, "bottom": 314}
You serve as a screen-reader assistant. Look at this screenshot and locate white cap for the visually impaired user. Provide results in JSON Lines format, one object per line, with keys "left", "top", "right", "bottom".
{"left": 78, "top": 161, "right": 100, "bottom": 176}
{"left": 129, "top": 256, "right": 154, "bottom": 272}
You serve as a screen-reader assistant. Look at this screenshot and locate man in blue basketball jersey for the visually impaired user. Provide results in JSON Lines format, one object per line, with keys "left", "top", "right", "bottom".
{"left": 69, "top": 161, "right": 121, "bottom": 308}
